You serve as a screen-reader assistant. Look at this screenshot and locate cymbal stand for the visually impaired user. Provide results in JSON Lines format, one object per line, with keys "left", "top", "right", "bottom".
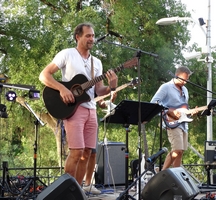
{"left": 16, "top": 101, "right": 46, "bottom": 200}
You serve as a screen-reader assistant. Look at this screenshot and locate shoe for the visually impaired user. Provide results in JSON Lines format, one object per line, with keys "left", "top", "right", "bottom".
{"left": 83, "top": 185, "right": 101, "bottom": 195}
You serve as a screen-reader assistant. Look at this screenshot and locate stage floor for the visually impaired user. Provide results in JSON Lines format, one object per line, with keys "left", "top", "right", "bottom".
{"left": 86, "top": 185, "right": 216, "bottom": 200}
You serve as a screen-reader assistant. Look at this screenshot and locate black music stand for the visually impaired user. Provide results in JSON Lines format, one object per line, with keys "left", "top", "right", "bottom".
{"left": 101, "top": 100, "right": 164, "bottom": 197}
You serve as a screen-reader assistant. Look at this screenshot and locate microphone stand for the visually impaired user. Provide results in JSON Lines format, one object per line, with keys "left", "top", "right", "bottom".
{"left": 168, "top": 70, "right": 216, "bottom": 96}
{"left": 116, "top": 159, "right": 157, "bottom": 200}
{"left": 16, "top": 101, "right": 46, "bottom": 200}
{"left": 100, "top": 39, "right": 158, "bottom": 200}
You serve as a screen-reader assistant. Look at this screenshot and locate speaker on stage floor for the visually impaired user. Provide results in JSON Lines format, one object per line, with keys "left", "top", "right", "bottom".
{"left": 36, "top": 173, "right": 87, "bottom": 200}
{"left": 142, "top": 167, "right": 199, "bottom": 200}
{"left": 95, "top": 141, "right": 125, "bottom": 185}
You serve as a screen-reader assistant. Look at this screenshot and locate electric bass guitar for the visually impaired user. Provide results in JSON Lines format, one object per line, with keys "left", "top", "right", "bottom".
{"left": 94, "top": 77, "right": 141, "bottom": 102}
{"left": 162, "top": 104, "right": 208, "bottom": 129}
{"left": 43, "top": 57, "right": 138, "bottom": 119}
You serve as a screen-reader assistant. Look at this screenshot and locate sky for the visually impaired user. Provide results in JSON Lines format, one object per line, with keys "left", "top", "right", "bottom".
{"left": 180, "top": 0, "right": 216, "bottom": 49}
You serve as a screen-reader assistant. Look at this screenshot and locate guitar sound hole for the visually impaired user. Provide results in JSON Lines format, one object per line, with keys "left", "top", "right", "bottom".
{"left": 72, "top": 86, "right": 83, "bottom": 97}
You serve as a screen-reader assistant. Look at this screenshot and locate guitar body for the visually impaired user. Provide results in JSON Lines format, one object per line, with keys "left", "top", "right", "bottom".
{"left": 163, "top": 108, "right": 193, "bottom": 129}
{"left": 43, "top": 74, "right": 91, "bottom": 119}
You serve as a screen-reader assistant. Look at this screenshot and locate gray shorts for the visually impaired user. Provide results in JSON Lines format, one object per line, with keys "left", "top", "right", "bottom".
{"left": 167, "top": 128, "right": 188, "bottom": 151}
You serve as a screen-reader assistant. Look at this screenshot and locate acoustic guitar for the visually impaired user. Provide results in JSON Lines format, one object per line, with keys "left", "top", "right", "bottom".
{"left": 43, "top": 57, "right": 138, "bottom": 119}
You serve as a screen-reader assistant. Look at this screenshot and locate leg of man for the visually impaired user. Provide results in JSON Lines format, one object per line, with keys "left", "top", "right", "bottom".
{"left": 162, "top": 150, "right": 183, "bottom": 170}
{"left": 82, "top": 123, "right": 101, "bottom": 195}
{"left": 63, "top": 106, "right": 97, "bottom": 185}
{"left": 76, "top": 148, "right": 92, "bottom": 185}
{"left": 64, "top": 149, "right": 83, "bottom": 179}
{"left": 162, "top": 128, "right": 187, "bottom": 170}
{"left": 85, "top": 152, "right": 96, "bottom": 186}
{"left": 83, "top": 152, "right": 101, "bottom": 194}
{"left": 162, "top": 152, "right": 173, "bottom": 170}
{"left": 172, "top": 150, "right": 183, "bottom": 167}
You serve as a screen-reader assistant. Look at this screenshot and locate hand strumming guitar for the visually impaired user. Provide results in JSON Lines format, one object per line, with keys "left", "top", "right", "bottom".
{"left": 167, "top": 108, "right": 181, "bottom": 120}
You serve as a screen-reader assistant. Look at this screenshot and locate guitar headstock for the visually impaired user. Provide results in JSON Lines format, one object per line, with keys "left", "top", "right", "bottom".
{"left": 123, "top": 57, "right": 139, "bottom": 69}
{"left": 128, "top": 77, "right": 143, "bottom": 88}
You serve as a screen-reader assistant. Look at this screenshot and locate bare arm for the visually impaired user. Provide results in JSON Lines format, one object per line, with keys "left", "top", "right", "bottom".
{"left": 39, "top": 63, "right": 75, "bottom": 104}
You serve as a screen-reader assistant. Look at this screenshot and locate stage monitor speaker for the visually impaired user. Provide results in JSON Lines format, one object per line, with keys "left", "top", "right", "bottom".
{"left": 205, "top": 140, "right": 216, "bottom": 168}
{"left": 96, "top": 141, "right": 125, "bottom": 185}
{"left": 36, "top": 173, "right": 87, "bottom": 200}
{"left": 142, "top": 167, "right": 199, "bottom": 200}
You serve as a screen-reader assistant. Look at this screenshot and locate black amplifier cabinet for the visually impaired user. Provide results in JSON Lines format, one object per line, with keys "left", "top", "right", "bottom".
{"left": 205, "top": 141, "right": 216, "bottom": 168}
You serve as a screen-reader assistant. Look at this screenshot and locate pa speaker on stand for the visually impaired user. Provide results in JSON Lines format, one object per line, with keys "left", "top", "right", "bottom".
{"left": 142, "top": 167, "right": 199, "bottom": 200}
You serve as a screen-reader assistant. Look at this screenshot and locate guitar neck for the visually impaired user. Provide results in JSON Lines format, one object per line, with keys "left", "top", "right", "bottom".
{"left": 82, "top": 65, "right": 124, "bottom": 90}
{"left": 94, "top": 83, "right": 130, "bottom": 102}
{"left": 81, "top": 57, "right": 138, "bottom": 91}
{"left": 186, "top": 105, "right": 208, "bottom": 115}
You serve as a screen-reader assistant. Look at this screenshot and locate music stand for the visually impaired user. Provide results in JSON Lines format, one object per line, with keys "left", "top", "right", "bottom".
{"left": 101, "top": 100, "right": 164, "bottom": 195}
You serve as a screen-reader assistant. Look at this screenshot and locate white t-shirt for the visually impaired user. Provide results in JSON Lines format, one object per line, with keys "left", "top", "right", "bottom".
{"left": 52, "top": 48, "right": 103, "bottom": 109}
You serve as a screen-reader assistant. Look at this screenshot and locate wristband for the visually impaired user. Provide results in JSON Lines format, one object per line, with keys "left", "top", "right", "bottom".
{"left": 110, "top": 87, "right": 116, "bottom": 91}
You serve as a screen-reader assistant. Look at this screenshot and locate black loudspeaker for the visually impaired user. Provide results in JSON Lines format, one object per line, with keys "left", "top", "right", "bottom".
{"left": 36, "top": 173, "right": 87, "bottom": 200}
{"left": 96, "top": 141, "right": 125, "bottom": 185}
{"left": 142, "top": 167, "right": 199, "bottom": 200}
{"left": 205, "top": 140, "right": 216, "bottom": 168}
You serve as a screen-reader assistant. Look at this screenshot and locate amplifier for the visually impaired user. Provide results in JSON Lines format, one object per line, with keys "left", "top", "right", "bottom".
{"left": 205, "top": 141, "right": 216, "bottom": 168}
{"left": 95, "top": 141, "right": 126, "bottom": 185}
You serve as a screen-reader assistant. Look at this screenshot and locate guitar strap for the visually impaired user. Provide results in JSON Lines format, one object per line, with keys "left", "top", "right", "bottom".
{"left": 91, "top": 56, "right": 94, "bottom": 79}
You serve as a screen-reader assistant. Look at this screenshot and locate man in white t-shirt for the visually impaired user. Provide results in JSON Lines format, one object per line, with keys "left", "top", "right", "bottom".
{"left": 39, "top": 22, "right": 118, "bottom": 186}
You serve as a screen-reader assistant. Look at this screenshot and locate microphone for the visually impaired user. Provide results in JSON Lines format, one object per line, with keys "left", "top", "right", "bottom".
{"left": 146, "top": 147, "right": 168, "bottom": 163}
{"left": 95, "top": 34, "right": 109, "bottom": 43}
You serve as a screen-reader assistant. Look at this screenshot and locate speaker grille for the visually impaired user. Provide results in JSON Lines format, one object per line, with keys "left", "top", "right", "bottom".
{"left": 96, "top": 142, "right": 126, "bottom": 185}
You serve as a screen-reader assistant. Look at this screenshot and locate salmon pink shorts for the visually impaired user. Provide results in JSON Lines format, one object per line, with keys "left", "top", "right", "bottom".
{"left": 63, "top": 106, "right": 98, "bottom": 149}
